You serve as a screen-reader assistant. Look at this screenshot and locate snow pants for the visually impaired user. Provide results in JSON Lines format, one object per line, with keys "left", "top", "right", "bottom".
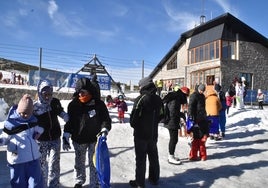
{"left": 9, "top": 159, "right": 44, "bottom": 188}
{"left": 208, "top": 116, "right": 220, "bottom": 135}
{"left": 134, "top": 137, "right": 160, "bottom": 187}
{"left": 72, "top": 141, "right": 99, "bottom": 188}
{"left": 189, "top": 137, "right": 207, "bottom": 160}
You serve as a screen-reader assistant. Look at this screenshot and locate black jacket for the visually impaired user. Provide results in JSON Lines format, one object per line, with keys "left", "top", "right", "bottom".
{"left": 34, "top": 98, "right": 64, "bottom": 141}
{"left": 188, "top": 91, "right": 209, "bottom": 138}
{"left": 162, "top": 90, "right": 187, "bottom": 130}
{"left": 130, "top": 83, "right": 164, "bottom": 141}
{"left": 64, "top": 97, "right": 111, "bottom": 144}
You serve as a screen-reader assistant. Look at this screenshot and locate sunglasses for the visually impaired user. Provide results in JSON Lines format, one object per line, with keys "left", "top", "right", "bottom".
{"left": 42, "top": 92, "right": 53, "bottom": 97}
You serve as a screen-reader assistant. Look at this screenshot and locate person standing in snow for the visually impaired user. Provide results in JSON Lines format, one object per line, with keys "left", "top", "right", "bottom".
{"left": 33, "top": 79, "right": 69, "bottom": 188}
{"left": 235, "top": 81, "right": 245, "bottom": 109}
{"left": 62, "top": 77, "right": 111, "bottom": 188}
{"left": 162, "top": 86, "right": 189, "bottom": 165}
{"left": 256, "top": 89, "right": 265, "bottom": 109}
{"left": 129, "top": 76, "right": 164, "bottom": 187}
{"left": 187, "top": 84, "right": 209, "bottom": 161}
{"left": 206, "top": 89, "right": 222, "bottom": 140}
{"left": 225, "top": 90, "right": 234, "bottom": 115}
{"left": 115, "top": 94, "right": 128, "bottom": 123}
{"left": 0, "top": 94, "right": 44, "bottom": 188}
{"left": 218, "top": 90, "right": 227, "bottom": 138}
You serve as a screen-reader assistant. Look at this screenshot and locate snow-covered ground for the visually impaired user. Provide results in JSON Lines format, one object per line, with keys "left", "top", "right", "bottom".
{"left": 1, "top": 91, "right": 268, "bottom": 188}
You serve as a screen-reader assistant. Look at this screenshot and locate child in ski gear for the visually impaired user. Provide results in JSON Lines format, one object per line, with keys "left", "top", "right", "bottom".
{"left": 115, "top": 95, "right": 128, "bottom": 123}
{"left": 0, "top": 94, "right": 44, "bottom": 188}
{"left": 33, "top": 79, "right": 69, "bottom": 188}
{"left": 235, "top": 81, "right": 245, "bottom": 109}
{"left": 225, "top": 90, "right": 234, "bottom": 115}
{"left": 257, "top": 89, "right": 265, "bottom": 109}
{"left": 129, "top": 76, "right": 164, "bottom": 187}
{"left": 63, "top": 77, "right": 111, "bottom": 188}
{"left": 162, "top": 86, "right": 189, "bottom": 165}
{"left": 206, "top": 89, "right": 222, "bottom": 140}
{"left": 106, "top": 95, "right": 115, "bottom": 109}
{"left": 187, "top": 84, "right": 209, "bottom": 161}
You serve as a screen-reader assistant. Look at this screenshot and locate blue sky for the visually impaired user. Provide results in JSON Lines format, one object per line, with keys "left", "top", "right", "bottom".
{"left": 0, "top": 0, "right": 267, "bottom": 84}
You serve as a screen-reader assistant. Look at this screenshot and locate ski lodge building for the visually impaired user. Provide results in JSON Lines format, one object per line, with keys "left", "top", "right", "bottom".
{"left": 150, "top": 13, "right": 268, "bottom": 101}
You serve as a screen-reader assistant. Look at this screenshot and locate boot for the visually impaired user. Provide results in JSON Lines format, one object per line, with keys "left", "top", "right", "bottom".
{"left": 168, "top": 155, "right": 182, "bottom": 165}
{"left": 189, "top": 139, "right": 199, "bottom": 161}
{"left": 200, "top": 140, "right": 207, "bottom": 161}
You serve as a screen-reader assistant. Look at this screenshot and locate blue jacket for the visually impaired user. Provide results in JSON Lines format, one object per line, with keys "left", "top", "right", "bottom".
{"left": 0, "top": 105, "right": 43, "bottom": 165}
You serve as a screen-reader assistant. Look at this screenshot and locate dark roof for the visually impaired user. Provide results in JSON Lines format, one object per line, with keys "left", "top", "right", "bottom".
{"left": 149, "top": 12, "right": 268, "bottom": 78}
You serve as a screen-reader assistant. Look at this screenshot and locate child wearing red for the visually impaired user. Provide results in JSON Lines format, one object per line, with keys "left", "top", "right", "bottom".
{"left": 187, "top": 84, "right": 209, "bottom": 161}
{"left": 225, "top": 91, "right": 234, "bottom": 114}
{"left": 115, "top": 95, "right": 128, "bottom": 123}
{"left": 106, "top": 95, "right": 115, "bottom": 109}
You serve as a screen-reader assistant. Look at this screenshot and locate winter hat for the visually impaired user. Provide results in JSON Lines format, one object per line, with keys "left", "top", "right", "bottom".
{"left": 17, "top": 94, "right": 33, "bottom": 116}
{"left": 198, "top": 84, "right": 206, "bottom": 92}
{"left": 138, "top": 76, "right": 153, "bottom": 89}
{"left": 118, "top": 95, "right": 124, "bottom": 100}
{"left": 173, "top": 84, "right": 180, "bottom": 92}
{"left": 75, "top": 77, "right": 96, "bottom": 95}
{"left": 38, "top": 79, "right": 53, "bottom": 94}
{"left": 41, "top": 86, "right": 53, "bottom": 94}
{"left": 180, "top": 87, "right": 190, "bottom": 96}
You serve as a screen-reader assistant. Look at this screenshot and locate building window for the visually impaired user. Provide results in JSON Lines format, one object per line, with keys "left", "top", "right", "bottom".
{"left": 188, "top": 39, "right": 236, "bottom": 64}
{"left": 210, "top": 43, "right": 215, "bottom": 60}
{"left": 204, "top": 44, "right": 209, "bottom": 60}
{"left": 222, "top": 40, "right": 235, "bottom": 59}
{"left": 167, "top": 56, "right": 177, "bottom": 70}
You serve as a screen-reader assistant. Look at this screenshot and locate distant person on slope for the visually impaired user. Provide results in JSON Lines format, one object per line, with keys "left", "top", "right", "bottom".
{"left": 115, "top": 94, "right": 128, "bottom": 123}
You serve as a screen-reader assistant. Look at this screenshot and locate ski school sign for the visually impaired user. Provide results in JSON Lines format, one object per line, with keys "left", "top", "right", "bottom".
{"left": 67, "top": 73, "right": 111, "bottom": 90}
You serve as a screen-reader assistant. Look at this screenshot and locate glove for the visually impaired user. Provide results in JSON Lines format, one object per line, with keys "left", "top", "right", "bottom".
{"left": 62, "top": 132, "right": 71, "bottom": 151}
{"left": 60, "top": 112, "right": 69, "bottom": 123}
{"left": 98, "top": 128, "right": 109, "bottom": 137}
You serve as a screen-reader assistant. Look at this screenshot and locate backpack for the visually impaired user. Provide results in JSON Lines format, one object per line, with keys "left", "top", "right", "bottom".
{"left": 130, "top": 94, "right": 146, "bottom": 128}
